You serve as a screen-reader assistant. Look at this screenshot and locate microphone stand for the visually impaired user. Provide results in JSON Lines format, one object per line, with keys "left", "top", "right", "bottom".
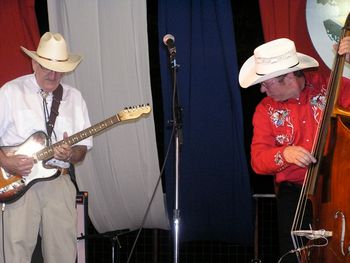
{"left": 167, "top": 46, "right": 182, "bottom": 263}
{"left": 77, "top": 229, "right": 129, "bottom": 263}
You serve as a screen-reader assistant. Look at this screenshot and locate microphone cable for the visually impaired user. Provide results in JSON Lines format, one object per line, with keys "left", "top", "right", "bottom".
{"left": 125, "top": 126, "right": 175, "bottom": 263}
{"left": 1, "top": 203, "right": 6, "bottom": 263}
{"left": 277, "top": 238, "right": 328, "bottom": 263}
{"left": 126, "top": 33, "right": 180, "bottom": 262}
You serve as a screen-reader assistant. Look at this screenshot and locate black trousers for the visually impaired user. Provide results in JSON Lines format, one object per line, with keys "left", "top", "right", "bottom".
{"left": 276, "top": 182, "right": 313, "bottom": 263}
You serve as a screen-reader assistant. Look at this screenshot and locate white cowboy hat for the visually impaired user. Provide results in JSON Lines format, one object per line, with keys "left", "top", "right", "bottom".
{"left": 238, "top": 38, "right": 319, "bottom": 88}
{"left": 21, "top": 32, "right": 82, "bottom": 73}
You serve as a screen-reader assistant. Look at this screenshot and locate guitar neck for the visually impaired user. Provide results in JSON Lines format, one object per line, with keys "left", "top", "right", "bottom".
{"left": 36, "top": 115, "right": 120, "bottom": 161}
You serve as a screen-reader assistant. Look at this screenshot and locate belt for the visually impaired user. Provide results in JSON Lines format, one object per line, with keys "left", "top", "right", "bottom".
{"left": 278, "top": 182, "right": 302, "bottom": 195}
{"left": 275, "top": 181, "right": 302, "bottom": 195}
{"left": 280, "top": 181, "right": 302, "bottom": 189}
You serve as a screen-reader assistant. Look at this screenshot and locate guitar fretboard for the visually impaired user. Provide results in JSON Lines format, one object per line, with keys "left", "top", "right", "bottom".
{"left": 36, "top": 115, "right": 120, "bottom": 161}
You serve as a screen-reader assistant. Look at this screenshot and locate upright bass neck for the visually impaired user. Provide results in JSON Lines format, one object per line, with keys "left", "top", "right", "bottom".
{"left": 291, "top": 13, "right": 350, "bottom": 263}
{"left": 307, "top": 12, "right": 350, "bottom": 195}
{"left": 328, "top": 12, "right": 350, "bottom": 118}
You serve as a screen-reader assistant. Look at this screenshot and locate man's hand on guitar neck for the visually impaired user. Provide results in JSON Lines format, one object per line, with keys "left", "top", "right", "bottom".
{"left": 53, "top": 132, "right": 73, "bottom": 163}
{"left": 0, "top": 150, "right": 34, "bottom": 177}
{"left": 53, "top": 132, "right": 87, "bottom": 164}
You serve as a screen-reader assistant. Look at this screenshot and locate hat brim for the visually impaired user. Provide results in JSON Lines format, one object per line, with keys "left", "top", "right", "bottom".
{"left": 238, "top": 52, "right": 319, "bottom": 88}
{"left": 21, "top": 46, "right": 82, "bottom": 73}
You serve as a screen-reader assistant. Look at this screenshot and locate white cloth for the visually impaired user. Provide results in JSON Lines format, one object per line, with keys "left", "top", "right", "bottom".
{"left": 0, "top": 73, "right": 93, "bottom": 262}
{"left": 47, "top": 0, "right": 170, "bottom": 232}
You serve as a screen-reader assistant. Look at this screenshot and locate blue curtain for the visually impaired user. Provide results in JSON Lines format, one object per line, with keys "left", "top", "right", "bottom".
{"left": 158, "top": 0, "right": 253, "bottom": 245}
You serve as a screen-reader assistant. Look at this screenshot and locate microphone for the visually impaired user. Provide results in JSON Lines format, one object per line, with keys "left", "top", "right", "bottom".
{"left": 163, "top": 34, "right": 176, "bottom": 55}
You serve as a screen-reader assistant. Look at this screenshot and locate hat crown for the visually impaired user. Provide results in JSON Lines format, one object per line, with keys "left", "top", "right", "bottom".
{"left": 21, "top": 31, "right": 82, "bottom": 72}
{"left": 238, "top": 38, "right": 318, "bottom": 88}
{"left": 36, "top": 32, "right": 69, "bottom": 61}
{"left": 254, "top": 38, "right": 299, "bottom": 75}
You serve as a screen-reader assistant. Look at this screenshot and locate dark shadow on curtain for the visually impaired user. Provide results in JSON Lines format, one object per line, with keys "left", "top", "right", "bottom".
{"left": 158, "top": 0, "right": 253, "bottom": 245}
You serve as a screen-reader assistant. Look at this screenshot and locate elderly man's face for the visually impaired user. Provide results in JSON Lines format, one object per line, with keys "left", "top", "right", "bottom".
{"left": 260, "top": 73, "right": 302, "bottom": 102}
{"left": 32, "top": 60, "right": 64, "bottom": 92}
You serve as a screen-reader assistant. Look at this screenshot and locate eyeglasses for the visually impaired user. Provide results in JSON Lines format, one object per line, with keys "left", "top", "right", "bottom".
{"left": 39, "top": 64, "right": 63, "bottom": 75}
{"left": 39, "top": 64, "right": 53, "bottom": 73}
{"left": 261, "top": 74, "right": 287, "bottom": 88}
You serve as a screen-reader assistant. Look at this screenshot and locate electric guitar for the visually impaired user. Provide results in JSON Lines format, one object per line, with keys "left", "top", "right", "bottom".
{"left": 0, "top": 104, "right": 151, "bottom": 203}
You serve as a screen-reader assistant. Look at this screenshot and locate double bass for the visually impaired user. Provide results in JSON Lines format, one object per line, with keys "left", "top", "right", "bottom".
{"left": 291, "top": 12, "right": 350, "bottom": 262}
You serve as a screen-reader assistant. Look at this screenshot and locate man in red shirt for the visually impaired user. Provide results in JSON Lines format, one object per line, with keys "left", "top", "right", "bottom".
{"left": 239, "top": 37, "right": 350, "bottom": 262}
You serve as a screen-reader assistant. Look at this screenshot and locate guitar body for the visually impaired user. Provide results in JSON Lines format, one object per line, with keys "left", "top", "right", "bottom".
{"left": 0, "top": 131, "right": 59, "bottom": 203}
{"left": 0, "top": 105, "right": 151, "bottom": 203}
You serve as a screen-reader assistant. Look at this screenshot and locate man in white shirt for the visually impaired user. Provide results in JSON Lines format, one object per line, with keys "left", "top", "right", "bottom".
{"left": 0, "top": 32, "right": 93, "bottom": 263}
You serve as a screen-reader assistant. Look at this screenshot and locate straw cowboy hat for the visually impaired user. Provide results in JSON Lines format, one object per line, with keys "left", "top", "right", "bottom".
{"left": 238, "top": 38, "right": 319, "bottom": 88}
{"left": 21, "top": 32, "right": 82, "bottom": 73}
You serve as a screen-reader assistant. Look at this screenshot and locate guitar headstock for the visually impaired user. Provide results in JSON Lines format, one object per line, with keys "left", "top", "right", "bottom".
{"left": 118, "top": 104, "right": 152, "bottom": 121}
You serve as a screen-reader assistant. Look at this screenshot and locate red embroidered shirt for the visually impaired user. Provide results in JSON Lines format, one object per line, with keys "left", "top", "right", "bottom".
{"left": 251, "top": 71, "right": 350, "bottom": 185}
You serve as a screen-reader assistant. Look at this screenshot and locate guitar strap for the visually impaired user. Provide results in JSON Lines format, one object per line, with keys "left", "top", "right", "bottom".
{"left": 45, "top": 84, "right": 77, "bottom": 181}
{"left": 46, "top": 84, "right": 63, "bottom": 138}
